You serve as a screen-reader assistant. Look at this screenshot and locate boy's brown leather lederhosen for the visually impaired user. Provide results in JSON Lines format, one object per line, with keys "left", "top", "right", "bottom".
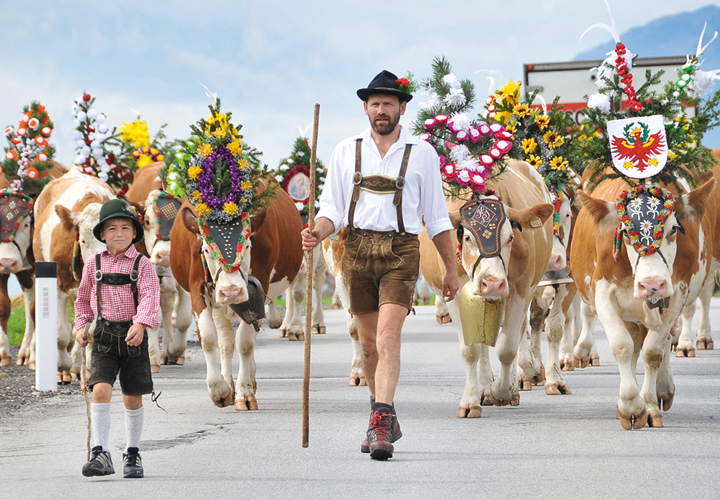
{"left": 87, "top": 254, "right": 154, "bottom": 395}
{"left": 341, "top": 138, "right": 420, "bottom": 315}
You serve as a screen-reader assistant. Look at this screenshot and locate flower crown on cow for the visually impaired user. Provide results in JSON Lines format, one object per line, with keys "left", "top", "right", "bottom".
{"left": 168, "top": 100, "right": 271, "bottom": 273}
{"left": 2, "top": 102, "right": 56, "bottom": 194}
{"left": 577, "top": 4, "right": 720, "bottom": 192}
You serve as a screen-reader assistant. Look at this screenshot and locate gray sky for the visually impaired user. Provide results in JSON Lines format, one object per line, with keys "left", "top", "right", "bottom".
{"left": 2, "top": 0, "right": 719, "bottom": 170}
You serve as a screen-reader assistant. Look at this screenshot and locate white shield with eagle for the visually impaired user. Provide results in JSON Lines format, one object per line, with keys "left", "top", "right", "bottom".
{"left": 607, "top": 115, "right": 668, "bottom": 179}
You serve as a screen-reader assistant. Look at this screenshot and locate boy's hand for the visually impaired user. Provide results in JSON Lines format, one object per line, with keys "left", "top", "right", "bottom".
{"left": 76, "top": 326, "right": 92, "bottom": 347}
{"left": 126, "top": 323, "right": 146, "bottom": 346}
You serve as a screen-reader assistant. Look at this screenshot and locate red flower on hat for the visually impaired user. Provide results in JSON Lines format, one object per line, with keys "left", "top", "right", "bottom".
{"left": 396, "top": 78, "right": 411, "bottom": 92}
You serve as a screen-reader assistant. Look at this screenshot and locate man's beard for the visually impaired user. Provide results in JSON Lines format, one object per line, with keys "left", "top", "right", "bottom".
{"left": 370, "top": 113, "right": 400, "bottom": 135}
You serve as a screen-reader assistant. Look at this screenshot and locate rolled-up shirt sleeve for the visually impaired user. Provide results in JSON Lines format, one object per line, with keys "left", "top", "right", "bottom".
{"left": 73, "top": 258, "right": 96, "bottom": 334}
{"left": 315, "top": 142, "right": 349, "bottom": 235}
{"left": 421, "top": 152, "right": 453, "bottom": 240}
{"left": 133, "top": 258, "right": 161, "bottom": 329}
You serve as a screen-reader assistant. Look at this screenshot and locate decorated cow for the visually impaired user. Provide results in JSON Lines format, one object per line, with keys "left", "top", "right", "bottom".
{"left": 126, "top": 162, "right": 192, "bottom": 370}
{"left": 571, "top": 18, "right": 720, "bottom": 428}
{"left": 168, "top": 102, "right": 303, "bottom": 409}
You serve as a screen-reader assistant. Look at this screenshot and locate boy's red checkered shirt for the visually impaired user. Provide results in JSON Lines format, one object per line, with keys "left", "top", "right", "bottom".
{"left": 74, "top": 245, "right": 160, "bottom": 333}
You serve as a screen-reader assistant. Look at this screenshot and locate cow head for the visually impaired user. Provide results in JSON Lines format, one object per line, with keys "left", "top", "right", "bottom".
{"left": 454, "top": 192, "right": 554, "bottom": 299}
{"left": 56, "top": 201, "right": 108, "bottom": 271}
{"left": 180, "top": 206, "right": 267, "bottom": 305}
{"left": 142, "top": 190, "right": 182, "bottom": 270}
{"left": 578, "top": 178, "right": 716, "bottom": 302}
{"left": 0, "top": 192, "right": 33, "bottom": 274}
{"left": 546, "top": 188, "right": 573, "bottom": 271}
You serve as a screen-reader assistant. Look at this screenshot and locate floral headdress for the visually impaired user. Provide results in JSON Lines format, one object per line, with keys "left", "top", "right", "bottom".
{"left": 273, "top": 136, "right": 326, "bottom": 219}
{"left": 2, "top": 102, "right": 56, "bottom": 193}
{"left": 168, "top": 100, "right": 271, "bottom": 273}
{"left": 577, "top": 3, "right": 720, "bottom": 192}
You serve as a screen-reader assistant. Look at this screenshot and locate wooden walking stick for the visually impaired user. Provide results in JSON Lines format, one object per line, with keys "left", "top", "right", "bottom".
{"left": 80, "top": 324, "right": 92, "bottom": 461}
{"left": 303, "top": 103, "right": 320, "bottom": 448}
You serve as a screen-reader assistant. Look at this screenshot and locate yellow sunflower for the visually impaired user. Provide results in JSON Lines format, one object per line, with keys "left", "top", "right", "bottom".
{"left": 535, "top": 115, "right": 550, "bottom": 131}
{"left": 527, "top": 155, "right": 542, "bottom": 169}
{"left": 550, "top": 156, "right": 568, "bottom": 171}
{"left": 543, "top": 131, "right": 564, "bottom": 149}
{"left": 188, "top": 166, "right": 202, "bottom": 181}
{"left": 513, "top": 103, "right": 530, "bottom": 118}
{"left": 196, "top": 203, "right": 211, "bottom": 217}
{"left": 522, "top": 137, "right": 537, "bottom": 154}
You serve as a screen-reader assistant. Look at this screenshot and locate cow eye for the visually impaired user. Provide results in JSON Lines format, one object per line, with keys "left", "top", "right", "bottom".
{"left": 464, "top": 235, "right": 472, "bottom": 243}
{"left": 507, "top": 234, "right": 514, "bottom": 244}
{"left": 669, "top": 226, "right": 678, "bottom": 236}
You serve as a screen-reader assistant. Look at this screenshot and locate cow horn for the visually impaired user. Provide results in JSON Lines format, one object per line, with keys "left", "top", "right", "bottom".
{"left": 510, "top": 219, "right": 523, "bottom": 232}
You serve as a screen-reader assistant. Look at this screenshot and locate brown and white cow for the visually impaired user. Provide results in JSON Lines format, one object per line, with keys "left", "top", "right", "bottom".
{"left": 126, "top": 162, "right": 192, "bottom": 370}
{"left": 32, "top": 170, "right": 113, "bottom": 378}
{"left": 571, "top": 175, "right": 716, "bottom": 429}
{"left": 170, "top": 181, "right": 303, "bottom": 409}
{"left": 420, "top": 160, "right": 554, "bottom": 416}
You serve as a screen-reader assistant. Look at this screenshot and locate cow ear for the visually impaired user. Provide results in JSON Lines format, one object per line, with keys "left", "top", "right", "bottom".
{"left": 249, "top": 209, "right": 267, "bottom": 232}
{"left": 55, "top": 205, "right": 77, "bottom": 232}
{"left": 506, "top": 203, "right": 554, "bottom": 231}
{"left": 678, "top": 177, "right": 716, "bottom": 222}
{"left": 576, "top": 191, "right": 619, "bottom": 235}
{"left": 180, "top": 206, "right": 200, "bottom": 235}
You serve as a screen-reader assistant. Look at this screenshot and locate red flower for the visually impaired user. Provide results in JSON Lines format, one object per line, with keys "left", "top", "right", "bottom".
{"left": 396, "top": 78, "right": 410, "bottom": 87}
{"left": 83, "top": 93, "right": 91, "bottom": 102}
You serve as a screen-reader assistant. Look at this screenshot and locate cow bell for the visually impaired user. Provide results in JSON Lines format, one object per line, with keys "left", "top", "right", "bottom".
{"left": 228, "top": 275, "right": 266, "bottom": 332}
{"left": 458, "top": 281, "right": 505, "bottom": 347}
{"left": 537, "top": 269, "right": 574, "bottom": 287}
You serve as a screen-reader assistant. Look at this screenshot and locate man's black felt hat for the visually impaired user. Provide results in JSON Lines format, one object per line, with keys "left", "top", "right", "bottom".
{"left": 357, "top": 70, "right": 413, "bottom": 102}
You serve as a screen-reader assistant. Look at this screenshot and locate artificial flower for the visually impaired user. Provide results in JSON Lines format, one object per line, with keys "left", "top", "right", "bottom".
{"left": 191, "top": 190, "right": 203, "bottom": 201}
{"left": 550, "top": 156, "right": 568, "bottom": 171}
{"left": 223, "top": 202, "right": 239, "bottom": 216}
{"left": 196, "top": 203, "right": 211, "bottom": 217}
{"left": 442, "top": 73, "right": 461, "bottom": 89}
{"left": 543, "top": 131, "right": 564, "bottom": 149}
{"left": 227, "top": 141, "right": 243, "bottom": 156}
{"left": 241, "top": 180, "right": 253, "bottom": 191}
{"left": 120, "top": 120, "right": 150, "bottom": 149}
{"left": 513, "top": 103, "right": 530, "bottom": 118}
{"left": 188, "top": 166, "right": 202, "bottom": 180}
{"left": 449, "top": 113, "right": 471, "bottom": 133}
{"left": 444, "top": 88, "right": 467, "bottom": 107}
{"left": 527, "top": 155, "right": 542, "bottom": 169}
{"left": 522, "top": 137, "right": 537, "bottom": 154}
{"left": 534, "top": 115, "right": 550, "bottom": 130}
{"left": 198, "top": 143, "right": 213, "bottom": 158}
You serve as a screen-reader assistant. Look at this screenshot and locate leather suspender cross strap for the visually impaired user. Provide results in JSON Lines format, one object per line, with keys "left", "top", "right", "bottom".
{"left": 347, "top": 138, "right": 413, "bottom": 234}
{"left": 95, "top": 253, "right": 143, "bottom": 322}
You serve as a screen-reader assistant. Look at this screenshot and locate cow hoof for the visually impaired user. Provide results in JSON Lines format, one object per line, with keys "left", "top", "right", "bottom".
{"left": 560, "top": 359, "right": 574, "bottom": 372}
{"left": 16, "top": 356, "right": 25, "bottom": 366}
{"left": 279, "top": 328, "right": 288, "bottom": 339}
{"left": 458, "top": 406, "right": 482, "bottom": 418}
{"left": 349, "top": 374, "right": 365, "bottom": 386}
{"left": 287, "top": 332, "right": 304, "bottom": 341}
{"left": 490, "top": 392, "right": 513, "bottom": 407}
{"left": 531, "top": 366, "right": 546, "bottom": 386}
{"left": 151, "top": 365, "right": 160, "bottom": 374}
{"left": 235, "top": 398, "right": 259, "bottom": 411}
{"left": 160, "top": 356, "right": 168, "bottom": 365}
{"left": 436, "top": 313, "right": 451, "bottom": 325}
{"left": 480, "top": 394, "right": 493, "bottom": 406}
{"left": 0, "top": 356, "right": 10, "bottom": 367}
{"left": 660, "top": 395, "right": 674, "bottom": 412}
{"left": 646, "top": 410, "right": 664, "bottom": 428}
{"left": 518, "top": 375, "right": 533, "bottom": 391}
{"left": 675, "top": 347, "right": 696, "bottom": 358}
{"left": 70, "top": 372, "right": 79, "bottom": 382}
{"left": 590, "top": 354, "right": 600, "bottom": 366}
{"left": 619, "top": 410, "right": 648, "bottom": 430}
{"left": 213, "top": 396, "right": 233, "bottom": 408}
{"left": 28, "top": 361, "right": 36, "bottom": 371}
{"left": 62, "top": 371, "right": 72, "bottom": 384}
{"left": 331, "top": 303, "right": 342, "bottom": 310}
{"left": 545, "top": 382, "right": 572, "bottom": 395}
{"left": 312, "top": 325, "right": 326, "bottom": 335}
{"left": 510, "top": 392, "right": 520, "bottom": 406}
{"left": 696, "top": 339, "right": 714, "bottom": 350}
{"left": 175, "top": 356, "right": 185, "bottom": 366}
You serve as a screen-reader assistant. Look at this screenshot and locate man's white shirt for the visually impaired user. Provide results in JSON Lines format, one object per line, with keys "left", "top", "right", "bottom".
{"left": 316, "top": 125, "right": 452, "bottom": 240}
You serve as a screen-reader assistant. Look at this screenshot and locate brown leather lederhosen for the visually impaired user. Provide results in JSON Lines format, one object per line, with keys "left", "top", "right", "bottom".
{"left": 342, "top": 139, "right": 421, "bottom": 314}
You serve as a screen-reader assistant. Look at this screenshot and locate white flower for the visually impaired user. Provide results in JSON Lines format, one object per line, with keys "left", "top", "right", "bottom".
{"left": 449, "top": 144, "right": 470, "bottom": 162}
{"left": 444, "top": 88, "right": 466, "bottom": 107}
{"left": 87, "top": 109, "right": 98, "bottom": 120}
{"left": 280, "top": 164, "right": 289, "bottom": 171}
{"left": 168, "top": 172, "right": 178, "bottom": 180}
{"left": 587, "top": 93, "right": 611, "bottom": 113}
{"left": 459, "top": 158, "right": 479, "bottom": 172}
{"left": 72, "top": 130, "right": 82, "bottom": 140}
{"left": 457, "top": 169, "right": 470, "bottom": 184}
{"left": 76, "top": 111, "right": 86, "bottom": 121}
{"left": 99, "top": 172, "right": 109, "bottom": 182}
{"left": 443, "top": 73, "right": 461, "bottom": 89}
{"left": 449, "top": 113, "right": 471, "bottom": 132}
{"left": 275, "top": 175, "right": 284, "bottom": 182}
{"left": 98, "top": 124, "right": 108, "bottom": 134}
{"left": 96, "top": 114, "right": 106, "bottom": 124}
{"left": 297, "top": 151, "right": 305, "bottom": 157}
{"left": 295, "top": 202, "right": 305, "bottom": 210}
{"left": 418, "top": 90, "right": 440, "bottom": 110}
{"left": 688, "top": 68, "right": 720, "bottom": 95}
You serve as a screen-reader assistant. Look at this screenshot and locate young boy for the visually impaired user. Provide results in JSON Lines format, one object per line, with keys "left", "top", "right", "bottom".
{"left": 75, "top": 198, "right": 160, "bottom": 478}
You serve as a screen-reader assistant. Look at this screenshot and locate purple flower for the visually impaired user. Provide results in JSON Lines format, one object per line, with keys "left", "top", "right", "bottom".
{"left": 198, "top": 146, "right": 244, "bottom": 210}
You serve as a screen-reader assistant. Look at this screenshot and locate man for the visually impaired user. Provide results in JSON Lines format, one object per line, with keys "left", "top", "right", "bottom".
{"left": 301, "top": 70, "right": 459, "bottom": 460}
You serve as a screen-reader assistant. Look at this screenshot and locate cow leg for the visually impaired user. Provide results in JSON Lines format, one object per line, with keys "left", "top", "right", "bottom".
{"left": 596, "top": 291, "right": 647, "bottom": 429}
{"left": 695, "top": 276, "right": 714, "bottom": 350}
{"left": 16, "top": 284, "right": 35, "bottom": 367}
{"left": 167, "top": 285, "right": 192, "bottom": 365}
{"left": 435, "top": 294, "right": 451, "bottom": 324}
{"left": 56, "top": 291, "right": 73, "bottom": 378}
{"left": 544, "top": 285, "right": 571, "bottom": 395}
{"left": 311, "top": 255, "right": 327, "bottom": 335}
{"left": 419, "top": 275, "right": 431, "bottom": 305}
{"left": 639, "top": 327, "right": 674, "bottom": 428}
{"left": 335, "top": 273, "right": 365, "bottom": 386}
{"left": 267, "top": 299, "right": 283, "bottom": 330}
{"left": 490, "top": 296, "right": 527, "bottom": 406}
{"left": 519, "top": 295, "right": 548, "bottom": 389}
{"left": 234, "top": 321, "right": 259, "bottom": 411}
{"left": 676, "top": 298, "right": 697, "bottom": 358}
{"left": 155, "top": 279, "right": 176, "bottom": 369}
{"left": 331, "top": 288, "right": 342, "bottom": 309}
{"left": 286, "top": 277, "right": 306, "bottom": 341}
{"left": 0, "top": 275, "right": 11, "bottom": 366}
{"left": 574, "top": 300, "right": 598, "bottom": 368}
{"left": 560, "top": 293, "right": 578, "bottom": 371}
{"left": 196, "top": 308, "right": 233, "bottom": 408}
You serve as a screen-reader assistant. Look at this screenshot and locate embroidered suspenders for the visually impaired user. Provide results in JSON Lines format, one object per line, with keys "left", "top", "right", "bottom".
{"left": 94, "top": 253, "right": 143, "bottom": 321}
{"left": 347, "top": 138, "right": 413, "bottom": 234}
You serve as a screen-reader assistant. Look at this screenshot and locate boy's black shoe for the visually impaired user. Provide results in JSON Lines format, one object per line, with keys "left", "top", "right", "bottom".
{"left": 82, "top": 446, "right": 115, "bottom": 477}
{"left": 123, "top": 447, "right": 144, "bottom": 478}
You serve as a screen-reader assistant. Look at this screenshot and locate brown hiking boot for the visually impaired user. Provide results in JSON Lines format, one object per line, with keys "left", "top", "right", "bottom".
{"left": 366, "top": 409, "right": 395, "bottom": 460}
{"left": 361, "top": 409, "right": 402, "bottom": 453}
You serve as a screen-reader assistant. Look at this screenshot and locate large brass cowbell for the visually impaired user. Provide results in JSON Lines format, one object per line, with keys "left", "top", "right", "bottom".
{"left": 458, "top": 281, "right": 505, "bottom": 347}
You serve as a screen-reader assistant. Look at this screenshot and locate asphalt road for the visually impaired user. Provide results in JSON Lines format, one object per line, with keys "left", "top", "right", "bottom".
{"left": 2, "top": 302, "right": 719, "bottom": 500}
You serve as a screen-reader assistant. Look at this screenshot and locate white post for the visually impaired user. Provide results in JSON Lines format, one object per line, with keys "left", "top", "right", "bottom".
{"left": 35, "top": 262, "right": 58, "bottom": 392}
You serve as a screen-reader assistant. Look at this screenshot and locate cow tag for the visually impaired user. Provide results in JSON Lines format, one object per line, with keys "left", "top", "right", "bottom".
{"left": 530, "top": 217, "right": 542, "bottom": 228}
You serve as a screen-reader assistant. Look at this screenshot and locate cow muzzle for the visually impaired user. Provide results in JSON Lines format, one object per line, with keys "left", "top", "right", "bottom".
{"left": 637, "top": 278, "right": 670, "bottom": 300}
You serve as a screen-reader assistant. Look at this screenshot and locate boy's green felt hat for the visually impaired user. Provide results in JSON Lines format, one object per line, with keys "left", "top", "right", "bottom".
{"left": 93, "top": 198, "right": 144, "bottom": 244}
